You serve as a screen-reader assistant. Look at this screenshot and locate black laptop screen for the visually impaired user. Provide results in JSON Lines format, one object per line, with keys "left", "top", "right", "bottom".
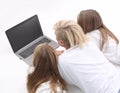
{"left": 5, "top": 15, "right": 43, "bottom": 52}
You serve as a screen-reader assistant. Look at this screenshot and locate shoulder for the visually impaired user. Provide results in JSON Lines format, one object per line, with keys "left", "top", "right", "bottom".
{"left": 87, "top": 30, "right": 100, "bottom": 38}
{"left": 87, "top": 30, "right": 100, "bottom": 35}
{"left": 58, "top": 46, "right": 79, "bottom": 64}
{"left": 36, "top": 81, "right": 66, "bottom": 93}
{"left": 36, "top": 81, "right": 50, "bottom": 93}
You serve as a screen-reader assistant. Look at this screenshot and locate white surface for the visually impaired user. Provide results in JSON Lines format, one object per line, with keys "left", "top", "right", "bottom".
{"left": 0, "top": 0, "right": 120, "bottom": 93}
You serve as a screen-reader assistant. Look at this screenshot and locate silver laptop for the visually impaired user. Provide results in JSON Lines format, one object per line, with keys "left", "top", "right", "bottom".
{"left": 5, "top": 15, "right": 59, "bottom": 66}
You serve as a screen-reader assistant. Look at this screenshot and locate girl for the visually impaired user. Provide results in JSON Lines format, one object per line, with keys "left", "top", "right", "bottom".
{"left": 77, "top": 9, "right": 120, "bottom": 65}
{"left": 27, "top": 43, "right": 66, "bottom": 93}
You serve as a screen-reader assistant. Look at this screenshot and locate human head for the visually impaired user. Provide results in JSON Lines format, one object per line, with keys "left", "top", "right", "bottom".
{"left": 77, "top": 9, "right": 103, "bottom": 33}
{"left": 27, "top": 43, "right": 66, "bottom": 93}
{"left": 77, "top": 9, "right": 119, "bottom": 49}
{"left": 54, "top": 20, "right": 88, "bottom": 49}
{"left": 32, "top": 43, "right": 58, "bottom": 71}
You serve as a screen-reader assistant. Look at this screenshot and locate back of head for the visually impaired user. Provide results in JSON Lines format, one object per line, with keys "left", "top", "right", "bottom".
{"left": 27, "top": 43, "right": 66, "bottom": 93}
{"left": 77, "top": 9, "right": 119, "bottom": 49}
{"left": 54, "top": 20, "right": 88, "bottom": 48}
{"left": 77, "top": 9, "right": 103, "bottom": 33}
{"left": 33, "top": 43, "right": 57, "bottom": 70}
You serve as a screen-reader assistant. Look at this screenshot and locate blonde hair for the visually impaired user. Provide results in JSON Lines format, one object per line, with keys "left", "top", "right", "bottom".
{"left": 54, "top": 20, "right": 88, "bottom": 48}
{"left": 27, "top": 43, "right": 66, "bottom": 93}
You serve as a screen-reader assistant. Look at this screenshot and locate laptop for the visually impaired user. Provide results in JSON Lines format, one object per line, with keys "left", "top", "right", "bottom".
{"left": 5, "top": 15, "right": 59, "bottom": 66}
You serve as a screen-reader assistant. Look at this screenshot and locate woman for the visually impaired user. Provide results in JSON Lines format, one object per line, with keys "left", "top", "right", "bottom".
{"left": 77, "top": 9, "right": 120, "bottom": 65}
{"left": 54, "top": 20, "right": 120, "bottom": 93}
{"left": 27, "top": 43, "right": 66, "bottom": 93}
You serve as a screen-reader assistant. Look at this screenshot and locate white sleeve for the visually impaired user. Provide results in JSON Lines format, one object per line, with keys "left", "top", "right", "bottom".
{"left": 102, "top": 38, "right": 120, "bottom": 64}
{"left": 87, "top": 30, "right": 120, "bottom": 65}
{"left": 58, "top": 60, "right": 84, "bottom": 92}
{"left": 117, "top": 43, "right": 120, "bottom": 62}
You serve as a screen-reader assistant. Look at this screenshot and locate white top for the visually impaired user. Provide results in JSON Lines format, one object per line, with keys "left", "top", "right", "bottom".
{"left": 87, "top": 30, "right": 120, "bottom": 65}
{"left": 36, "top": 81, "right": 66, "bottom": 93}
{"left": 58, "top": 42, "right": 120, "bottom": 93}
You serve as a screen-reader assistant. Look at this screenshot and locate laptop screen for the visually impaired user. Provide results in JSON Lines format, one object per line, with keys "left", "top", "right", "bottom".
{"left": 5, "top": 15, "right": 43, "bottom": 52}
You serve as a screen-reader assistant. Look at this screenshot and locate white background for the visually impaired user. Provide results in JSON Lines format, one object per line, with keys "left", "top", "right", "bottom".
{"left": 0, "top": 0, "right": 120, "bottom": 93}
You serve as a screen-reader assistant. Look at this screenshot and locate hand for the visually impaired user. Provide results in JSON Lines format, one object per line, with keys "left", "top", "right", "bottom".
{"left": 55, "top": 50, "right": 64, "bottom": 56}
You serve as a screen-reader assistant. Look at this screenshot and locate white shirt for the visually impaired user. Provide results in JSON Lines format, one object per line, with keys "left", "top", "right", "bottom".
{"left": 58, "top": 42, "right": 120, "bottom": 93}
{"left": 87, "top": 30, "right": 120, "bottom": 65}
{"left": 36, "top": 81, "right": 66, "bottom": 93}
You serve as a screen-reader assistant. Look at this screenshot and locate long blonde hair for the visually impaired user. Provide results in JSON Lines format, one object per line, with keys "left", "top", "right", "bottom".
{"left": 27, "top": 43, "right": 66, "bottom": 93}
{"left": 77, "top": 9, "right": 119, "bottom": 50}
{"left": 54, "top": 20, "right": 88, "bottom": 49}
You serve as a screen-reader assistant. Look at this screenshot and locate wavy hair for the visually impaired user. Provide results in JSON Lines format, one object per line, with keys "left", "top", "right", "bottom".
{"left": 27, "top": 43, "right": 66, "bottom": 93}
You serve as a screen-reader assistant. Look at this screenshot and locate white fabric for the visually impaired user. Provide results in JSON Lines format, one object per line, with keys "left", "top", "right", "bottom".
{"left": 36, "top": 81, "right": 66, "bottom": 93}
{"left": 58, "top": 42, "right": 120, "bottom": 93}
{"left": 87, "top": 30, "right": 120, "bottom": 65}
{"left": 118, "top": 43, "right": 120, "bottom": 61}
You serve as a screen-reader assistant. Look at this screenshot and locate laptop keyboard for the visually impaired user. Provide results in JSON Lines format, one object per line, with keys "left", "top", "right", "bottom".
{"left": 19, "top": 38, "right": 51, "bottom": 58}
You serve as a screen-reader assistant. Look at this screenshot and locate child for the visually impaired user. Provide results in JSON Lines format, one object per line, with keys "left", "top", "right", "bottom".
{"left": 27, "top": 43, "right": 66, "bottom": 93}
